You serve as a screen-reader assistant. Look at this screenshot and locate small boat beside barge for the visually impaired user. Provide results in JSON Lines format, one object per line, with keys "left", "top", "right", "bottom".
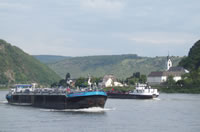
{"left": 6, "top": 84, "right": 107, "bottom": 109}
{"left": 107, "top": 83, "right": 159, "bottom": 99}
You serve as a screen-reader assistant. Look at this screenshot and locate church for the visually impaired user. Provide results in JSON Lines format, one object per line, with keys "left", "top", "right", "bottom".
{"left": 147, "top": 56, "right": 188, "bottom": 85}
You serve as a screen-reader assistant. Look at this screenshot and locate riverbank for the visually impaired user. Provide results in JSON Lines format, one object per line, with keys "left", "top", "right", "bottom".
{"left": 153, "top": 85, "right": 200, "bottom": 94}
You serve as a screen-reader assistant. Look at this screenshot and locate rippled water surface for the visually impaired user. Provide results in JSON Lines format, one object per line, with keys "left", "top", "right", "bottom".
{"left": 0, "top": 90, "right": 200, "bottom": 132}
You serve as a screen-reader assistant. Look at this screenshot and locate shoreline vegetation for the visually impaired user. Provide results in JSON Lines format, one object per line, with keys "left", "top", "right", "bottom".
{"left": 0, "top": 88, "right": 8, "bottom": 90}
{"left": 154, "top": 85, "right": 200, "bottom": 94}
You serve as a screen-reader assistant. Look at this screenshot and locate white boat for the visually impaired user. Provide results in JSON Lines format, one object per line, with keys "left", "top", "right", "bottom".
{"left": 129, "top": 83, "right": 159, "bottom": 98}
{"left": 107, "top": 83, "right": 159, "bottom": 99}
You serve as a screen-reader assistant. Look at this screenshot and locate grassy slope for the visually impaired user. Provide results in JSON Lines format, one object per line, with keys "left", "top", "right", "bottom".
{"left": 33, "top": 55, "right": 69, "bottom": 64}
{"left": 47, "top": 54, "right": 182, "bottom": 79}
{"left": 0, "top": 39, "right": 61, "bottom": 85}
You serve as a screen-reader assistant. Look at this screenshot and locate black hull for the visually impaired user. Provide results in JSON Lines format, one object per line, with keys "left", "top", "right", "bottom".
{"left": 107, "top": 93, "right": 158, "bottom": 99}
{"left": 6, "top": 94, "right": 107, "bottom": 109}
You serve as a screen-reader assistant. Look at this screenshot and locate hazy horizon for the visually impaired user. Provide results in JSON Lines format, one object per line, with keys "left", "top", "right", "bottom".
{"left": 32, "top": 53, "right": 184, "bottom": 58}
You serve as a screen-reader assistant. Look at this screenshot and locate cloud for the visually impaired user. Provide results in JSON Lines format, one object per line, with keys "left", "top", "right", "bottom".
{"left": 80, "top": 0, "right": 125, "bottom": 13}
{"left": 125, "top": 32, "right": 198, "bottom": 45}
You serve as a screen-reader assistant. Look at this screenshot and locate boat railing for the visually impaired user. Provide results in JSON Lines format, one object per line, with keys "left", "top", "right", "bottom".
{"left": 11, "top": 87, "right": 104, "bottom": 95}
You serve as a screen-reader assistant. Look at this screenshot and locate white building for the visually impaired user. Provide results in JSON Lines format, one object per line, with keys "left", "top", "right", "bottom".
{"left": 147, "top": 56, "right": 187, "bottom": 85}
{"left": 102, "top": 74, "right": 123, "bottom": 88}
{"left": 147, "top": 72, "right": 167, "bottom": 85}
{"left": 147, "top": 70, "right": 185, "bottom": 85}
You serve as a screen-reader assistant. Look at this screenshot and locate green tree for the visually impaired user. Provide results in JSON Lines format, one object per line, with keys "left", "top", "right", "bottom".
{"left": 51, "top": 82, "right": 58, "bottom": 88}
{"left": 75, "top": 77, "right": 88, "bottom": 87}
{"left": 65, "top": 73, "right": 71, "bottom": 81}
{"left": 182, "top": 68, "right": 200, "bottom": 85}
{"left": 133, "top": 72, "right": 140, "bottom": 78}
{"left": 58, "top": 79, "right": 67, "bottom": 87}
{"left": 127, "top": 78, "right": 137, "bottom": 85}
{"left": 139, "top": 75, "right": 147, "bottom": 83}
{"left": 178, "top": 40, "right": 200, "bottom": 89}
{"left": 179, "top": 40, "right": 200, "bottom": 70}
{"left": 125, "top": 72, "right": 147, "bottom": 85}
{"left": 166, "top": 75, "right": 176, "bottom": 86}
{"left": 91, "top": 77, "right": 102, "bottom": 85}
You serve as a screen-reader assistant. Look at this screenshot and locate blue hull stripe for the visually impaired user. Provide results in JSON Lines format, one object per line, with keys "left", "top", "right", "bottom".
{"left": 66, "top": 91, "right": 107, "bottom": 98}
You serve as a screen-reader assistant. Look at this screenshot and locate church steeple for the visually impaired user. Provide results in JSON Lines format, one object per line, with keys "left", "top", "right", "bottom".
{"left": 166, "top": 54, "right": 172, "bottom": 71}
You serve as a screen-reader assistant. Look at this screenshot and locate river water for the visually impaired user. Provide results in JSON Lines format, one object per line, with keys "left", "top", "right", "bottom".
{"left": 0, "top": 90, "right": 200, "bottom": 132}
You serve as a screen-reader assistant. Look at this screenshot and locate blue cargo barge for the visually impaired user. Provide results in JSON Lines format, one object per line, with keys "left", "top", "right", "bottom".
{"left": 6, "top": 85, "right": 107, "bottom": 109}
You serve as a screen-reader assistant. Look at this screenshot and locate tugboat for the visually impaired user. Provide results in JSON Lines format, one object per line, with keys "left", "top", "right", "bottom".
{"left": 6, "top": 83, "right": 107, "bottom": 109}
{"left": 107, "top": 83, "right": 159, "bottom": 99}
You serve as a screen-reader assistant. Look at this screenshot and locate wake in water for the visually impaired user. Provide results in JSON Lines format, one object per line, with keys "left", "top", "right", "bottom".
{"left": 0, "top": 100, "right": 8, "bottom": 104}
{"left": 153, "top": 98, "right": 161, "bottom": 101}
{"left": 40, "top": 107, "right": 115, "bottom": 113}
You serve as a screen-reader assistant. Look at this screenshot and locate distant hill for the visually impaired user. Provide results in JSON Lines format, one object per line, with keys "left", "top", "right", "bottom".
{"left": 47, "top": 54, "right": 182, "bottom": 79}
{"left": 179, "top": 40, "right": 200, "bottom": 70}
{"left": 0, "top": 39, "right": 61, "bottom": 85}
{"left": 33, "top": 55, "right": 70, "bottom": 64}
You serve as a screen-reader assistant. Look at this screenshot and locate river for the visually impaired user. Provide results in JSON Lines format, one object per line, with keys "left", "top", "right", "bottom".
{"left": 0, "top": 90, "right": 200, "bottom": 132}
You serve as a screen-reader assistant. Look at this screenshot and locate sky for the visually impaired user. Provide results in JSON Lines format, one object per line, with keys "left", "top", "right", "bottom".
{"left": 0, "top": 0, "right": 200, "bottom": 57}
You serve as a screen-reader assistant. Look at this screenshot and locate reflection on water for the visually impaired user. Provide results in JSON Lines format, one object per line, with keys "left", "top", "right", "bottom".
{"left": 1, "top": 90, "right": 200, "bottom": 132}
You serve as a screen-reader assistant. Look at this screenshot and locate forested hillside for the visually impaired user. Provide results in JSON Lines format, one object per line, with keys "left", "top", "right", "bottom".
{"left": 179, "top": 40, "right": 200, "bottom": 70}
{"left": 0, "top": 39, "right": 60, "bottom": 85}
{"left": 47, "top": 54, "right": 182, "bottom": 79}
{"left": 178, "top": 40, "right": 200, "bottom": 86}
{"left": 33, "top": 55, "right": 69, "bottom": 64}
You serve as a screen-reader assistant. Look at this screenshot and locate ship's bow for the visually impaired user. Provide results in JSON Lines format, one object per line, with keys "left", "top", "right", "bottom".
{"left": 66, "top": 91, "right": 107, "bottom": 109}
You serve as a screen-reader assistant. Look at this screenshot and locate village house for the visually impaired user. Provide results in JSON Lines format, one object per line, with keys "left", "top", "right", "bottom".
{"left": 101, "top": 74, "right": 123, "bottom": 88}
{"left": 147, "top": 56, "right": 188, "bottom": 85}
